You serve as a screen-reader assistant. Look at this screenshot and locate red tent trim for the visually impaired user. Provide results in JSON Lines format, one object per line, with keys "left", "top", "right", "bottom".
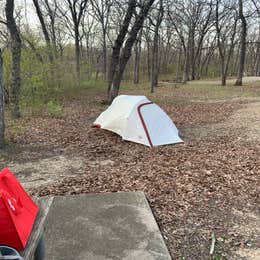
{"left": 137, "top": 102, "right": 153, "bottom": 147}
{"left": 92, "top": 124, "right": 101, "bottom": 128}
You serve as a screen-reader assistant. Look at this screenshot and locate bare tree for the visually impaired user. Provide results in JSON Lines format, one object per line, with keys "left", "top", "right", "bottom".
{"left": 60, "top": 0, "right": 88, "bottom": 83}
{"left": 168, "top": 0, "right": 214, "bottom": 82}
{"left": 234, "top": 0, "right": 247, "bottom": 86}
{"left": 42, "top": 0, "right": 59, "bottom": 57}
{"left": 108, "top": 0, "right": 155, "bottom": 103}
{"left": 22, "top": 29, "right": 44, "bottom": 64}
{"left": 142, "top": 22, "right": 152, "bottom": 80}
{"left": 167, "top": 0, "right": 189, "bottom": 82}
{"left": 90, "top": 0, "right": 112, "bottom": 80}
{"left": 151, "top": 0, "right": 164, "bottom": 93}
{"left": 216, "top": 0, "right": 238, "bottom": 86}
{"left": 81, "top": 10, "right": 96, "bottom": 63}
{"left": 6, "top": 0, "right": 22, "bottom": 118}
{"left": 191, "top": 1, "right": 214, "bottom": 80}
{"left": 32, "top": 0, "right": 54, "bottom": 62}
{"left": 107, "top": 0, "right": 136, "bottom": 95}
{"left": 254, "top": 27, "right": 260, "bottom": 76}
{"left": 251, "top": 0, "right": 260, "bottom": 16}
{"left": 0, "top": 48, "right": 4, "bottom": 149}
{"left": 199, "top": 34, "right": 216, "bottom": 78}
{"left": 133, "top": 30, "right": 142, "bottom": 84}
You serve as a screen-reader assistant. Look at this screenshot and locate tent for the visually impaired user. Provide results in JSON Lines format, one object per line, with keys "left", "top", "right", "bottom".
{"left": 93, "top": 95, "right": 183, "bottom": 147}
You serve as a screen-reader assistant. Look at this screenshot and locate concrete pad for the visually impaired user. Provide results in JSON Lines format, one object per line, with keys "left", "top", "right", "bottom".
{"left": 45, "top": 192, "right": 171, "bottom": 260}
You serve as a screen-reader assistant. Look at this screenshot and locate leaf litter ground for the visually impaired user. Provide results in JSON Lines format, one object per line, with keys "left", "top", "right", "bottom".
{"left": 1, "top": 82, "right": 260, "bottom": 259}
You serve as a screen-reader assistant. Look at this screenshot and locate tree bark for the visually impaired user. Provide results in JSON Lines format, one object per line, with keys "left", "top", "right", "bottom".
{"left": 102, "top": 28, "right": 107, "bottom": 80}
{"left": 176, "top": 46, "right": 182, "bottom": 80}
{"left": 189, "top": 26, "right": 195, "bottom": 80}
{"left": 133, "top": 31, "right": 142, "bottom": 84}
{"left": 6, "top": 0, "right": 22, "bottom": 118}
{"left": 44, "top": 0, "right": 59, "bottom": 58}
{"left": 65, "top": 0, "right": 88, "bottom": 85}
{"left": 215, "top": 0, "right": 237, "bottom": 86}
{"left": 75, "top": 25, "right": 81, "bottom": 82}
{"left": 146, "top": 35, "right": 151, "bottom": 80}
{"left": 183, "top": 45, "right": 190, "bottom": 82}
{"left": 0, "top": 49, "right": 4, "bottom": 149}
{"left": 32, "top": 0, "right": 53, "bottom": 62}
{"left": 205, "top": 50, "right": 213, "bottom": 78}
{"left": 234, "top": 0, "right": 247, "bottom": 86}
{"left": 253, "top": 28, "right": 260, "bottom": 76}
{"left": 151, "top": 0, "right": 163, "bottom": 93}
{"left": 23, "top": 36, "right": 44, "bottom": 64}
{"left": 224, "top": 20, "right": 237, "bottom": 79}
{"left": 107, "top": 0, "right": 137, "bottom": 93}
{"left": 216, "top": 0, "right": 225, "bottom": 85}
{"left": 183, "top": 26, "right": 193, "bottom": 83}
{"left": 255, "top": 41, "right": 260, "bottom": 76}
{"left": 108, "top": 0, "right": 155, "bottom": 103}
{"left": 89, "top": 0, "right": 112, "bottom": 80}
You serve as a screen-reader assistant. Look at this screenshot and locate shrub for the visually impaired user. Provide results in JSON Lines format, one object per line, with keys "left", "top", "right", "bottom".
{"left": 46, "top": 100, "right": 63, "bottom": 118}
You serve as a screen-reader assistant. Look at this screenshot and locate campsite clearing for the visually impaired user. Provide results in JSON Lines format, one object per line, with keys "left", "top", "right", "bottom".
{"left": 0, "top": 77, "right": 259, "bottom": 259}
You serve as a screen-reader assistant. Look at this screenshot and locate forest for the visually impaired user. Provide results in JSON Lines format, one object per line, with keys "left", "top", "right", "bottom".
{"left": 0, "top": 0, "right": 259, "bottom": 259}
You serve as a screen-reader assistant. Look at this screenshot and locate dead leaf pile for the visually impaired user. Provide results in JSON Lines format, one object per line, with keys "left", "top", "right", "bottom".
{"left": 3, "top": 95, "right": 260, "bottom": 259}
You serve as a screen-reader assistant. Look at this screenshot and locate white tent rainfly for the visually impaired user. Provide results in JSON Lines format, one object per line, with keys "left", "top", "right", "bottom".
{"left": 93, "top": 95, "right": 183, "bottom": 147}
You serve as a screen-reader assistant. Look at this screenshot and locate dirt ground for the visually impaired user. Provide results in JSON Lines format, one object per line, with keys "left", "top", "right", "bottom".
{"left": 0, "top": 77, "right": 259, "bottom": 259}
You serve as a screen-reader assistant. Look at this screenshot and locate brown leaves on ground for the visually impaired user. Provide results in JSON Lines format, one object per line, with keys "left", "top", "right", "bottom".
{"left": 3, "top": 92, "right": 260, "bottom": 259}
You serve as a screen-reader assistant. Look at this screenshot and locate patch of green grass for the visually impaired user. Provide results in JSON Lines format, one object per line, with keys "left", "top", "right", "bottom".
{"left": 46, "top": 100, "right": 63, "bottom": 118}
{"left": 213, "top": 255, "right": 227, "bottom": 260}
{"left": 81, "top": 79, "right": 107, "bottom": 90}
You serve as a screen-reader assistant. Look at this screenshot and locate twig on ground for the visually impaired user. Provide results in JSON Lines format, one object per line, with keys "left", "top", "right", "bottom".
{"left": 210, "top": 232, "right": 216, "bottom": 255}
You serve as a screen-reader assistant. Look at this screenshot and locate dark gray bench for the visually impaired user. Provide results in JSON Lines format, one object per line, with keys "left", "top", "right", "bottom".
{"left": 19, "top": 197, "right": 53, "bottom": 260}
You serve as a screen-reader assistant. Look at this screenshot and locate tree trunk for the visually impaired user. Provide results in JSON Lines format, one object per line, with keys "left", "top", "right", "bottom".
{"left": 151, "top": 27, "right": 159, "bottom": 92}
{"left": 0, "top": 49, "right": 4, "bottom": 149}
{"left": 254, "top": 40, "right": 260, "bottom": 76}
{"left": 32, "top": 0, "right": 53, "bottom": 62}
{"left": 133, "top": 32, "right": 141, "bottom": 84}
{"left": 151, "top": 0, "right": 163, "bottom": 92}
{"left": 43, "top": 0, "right": 58, "bottom": 57}
{"left": 75, "top": 26, "right": 81, "bottom": 84}
{"left": 151, "top": 32, "right": 159, "bottom": 92}
{"left": 221, "top": 69, "right": 226, "bottom": 86}
{"left": 205, "top": 53, "right": 212, "bottom": 78}
{"left": 183, "top": 49, "right": 190, "bottom": 82}
{"left": 189, "top": 27, "right": 195, "bottom": 80}
{"left": 254, "top": 32, "right": 260, "bottom": 76}
{"left": 146, "top": 40, "right": 151, "bottom": 80}
{"left": 176, "top": 47, "right": 182, "bottom": 81}
{"left": 196, "top": 49, "right": 202, "bottom": 80}
{"left": 6, "top": 0, "right": 22, "bottom": 118}
{"left": 183, "top": 27, "right": 192, "bottom": 83}
{"left": 102, "top": 28, "right": 107, "bottom": 80}
{"left": 107, "top": 0, "right": 136, "bottom": 94}
{"left": 108, "top": 0, "right": 155, "bottom": 103}
{"left": 216, "top": 0, "right": 228, "bottom": 86}
{"left": 224, "top": 19, "right": 237, "bottom": 81}
{"left": 23, "top": 36, "right": 44, "bottom": 64}
{"left": 234, "top": 0, "right": 247, "bottom": 86}
{"left": 219, "top": 46, "right": 226, "bottom": 86}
